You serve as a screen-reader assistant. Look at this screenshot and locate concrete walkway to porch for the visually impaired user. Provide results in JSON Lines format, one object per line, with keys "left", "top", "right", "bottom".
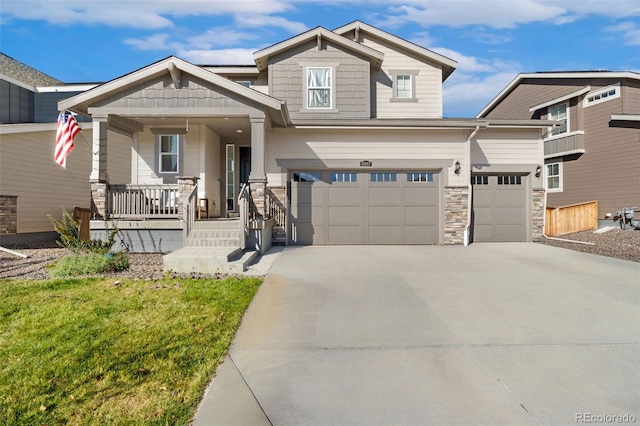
{"left": 194, "top": 243, "right": 639, "bottom": 425}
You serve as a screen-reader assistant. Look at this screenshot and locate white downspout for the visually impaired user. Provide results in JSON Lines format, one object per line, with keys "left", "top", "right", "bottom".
{"left": 464, "top": 125, "right": 480, "bottom": 246}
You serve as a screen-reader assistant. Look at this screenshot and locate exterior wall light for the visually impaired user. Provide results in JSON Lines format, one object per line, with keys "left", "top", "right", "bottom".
{"left": 454, "top": 160, "right": 461, "bottom": 175}
{"left": 535, "top": 164, "right": 542, "bottom": 177}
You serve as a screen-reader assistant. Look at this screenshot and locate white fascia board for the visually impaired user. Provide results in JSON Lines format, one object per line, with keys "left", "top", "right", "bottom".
{"left": 0, "top": 73, "right": 36, "bottom": 92}
{"left": 529, "top": 86, "right": 591, "bottom": 112}
{"left": 333, "top": 21, "right": 457, "bottom": 70}
{"left": 37, "top": 84, "right": 98, "bottom": 93}
{"left": 203, "top": 67, "right": 260, "bottom": 75}
{"left": 611, "top": 114, "right": 640, "bottom": 121}
{"left": 253, "top": 27, "right": 384, "bottom": 72}
{"left": 59, "top": 56, "right": 285, "bottom": 113}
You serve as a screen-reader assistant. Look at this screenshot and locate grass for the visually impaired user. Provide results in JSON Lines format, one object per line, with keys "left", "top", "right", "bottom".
{"left": 0, "top": 275, "right": 262, "bottom": 425}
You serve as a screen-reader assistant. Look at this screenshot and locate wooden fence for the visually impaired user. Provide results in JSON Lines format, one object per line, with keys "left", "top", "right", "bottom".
{"left": 545, "top": 200, "right": 599, "bottom": 237}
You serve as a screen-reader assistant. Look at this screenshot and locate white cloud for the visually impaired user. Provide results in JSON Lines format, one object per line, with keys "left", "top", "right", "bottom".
{"left": 124, "top": 34, "right": 182, "bottom": 51}
{"left": 178, "top": 48, "right": 257, "bottom": 65}
{"left": 463, "top": 28, "right": 512, "bottom": 45}
{"left": 187, "top": 28, "right": 260, "bottom": 49}
{"left": 1, "top": 0, "right": 297, "bottom": 30}
{"left": 607, "top": 21, "right": 640, "bottom": 45}
{"left": 372, "top": 0, "right": 640, "bottom": 29}
{"left": 409, "top": 31, "right": 436, "bottom": 48}
{"left": 235, "top": 15, "right": 308, "bottom": 33}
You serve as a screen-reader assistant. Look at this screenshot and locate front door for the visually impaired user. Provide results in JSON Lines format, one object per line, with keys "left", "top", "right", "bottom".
{"left": 239, "top": 147, "right": 251, "bottom": 184}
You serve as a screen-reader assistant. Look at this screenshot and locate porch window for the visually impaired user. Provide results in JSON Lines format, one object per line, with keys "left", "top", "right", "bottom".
{"left": 307, "top": 67, "right": 331, "bottom": 109}
{"left": 548, "top": 104, "right": 568, "bottom": 136}
{"left": 159, "top": 135, "right": 179, "bottom": 173}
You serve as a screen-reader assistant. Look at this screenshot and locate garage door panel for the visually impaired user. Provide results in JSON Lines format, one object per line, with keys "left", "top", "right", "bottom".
{"left": 405, "top": 225, "right": 437, "bottom": 244}
{"left": 493, "top": 207, "right": 526, "bottom": 225}
{"left": 473, "top": 225, "right": 493, "bottom": 242}
{"left": 369, "top": 186, "right": 401, "bottom": 205}
{"left": 404, "top": 187, "right": 438, "bottom": 206}
{"left": 328, "top": 226, "right": 362, "bottom": 244}
{"left": 493, "top": 225, "right": 525, "bottom": 242}
{"left": 328, "top": 186, "right": 361, "bottom": 204}
{"left": 473, "top": 206, "right": 492, "bottom": 224}
{"left": 290, "top": 205, "right": 324, "bottom": 224}
{"left": 368, "top": 226, "right": 403, "bottom": 244}
{"left": 369, "top": 206, "right": 401, "bottom": 225}
{"left": 473, "top": 189, "right": 492, "bottom": 206}
{"left": 405, "top": 206, "right": 437, "bottom": 226}
{"left": 495, "top": 190, "right": 524, "bottom": 206}
{"left": 290, "top": 185, "right": 323, "bottom": 206}
{"left": 328, "top": 206, "right": 361, "bottom": 225}
{"left": 291, "top": 223, "right": 324, "bottom": 245}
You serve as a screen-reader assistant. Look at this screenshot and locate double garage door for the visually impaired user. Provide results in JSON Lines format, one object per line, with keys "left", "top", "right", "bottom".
{"left": 289, "top": 170, "right": 439, "bottom": 245}
{"left": 471, "top": 174, "right": 527, "bottom": 242}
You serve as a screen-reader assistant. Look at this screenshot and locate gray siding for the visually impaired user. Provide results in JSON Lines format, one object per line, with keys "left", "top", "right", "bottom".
{"left": 95, "top": 74, "right": 263, "bottom": 111}
{"left": 268, "top": 39, "right": 371, "bottom": 120}
{"left": 623, "top": 79, "right": 640, "bottom": 114}
{"left": 0, "top": 80, "right": 34, "bottom": 123}
{"left": 35, "top": 91, "right": 87, "bottom": 123}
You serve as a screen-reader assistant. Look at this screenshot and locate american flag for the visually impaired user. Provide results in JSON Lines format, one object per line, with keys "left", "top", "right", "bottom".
{"left": 55, "top": 110, "right": 80, "bottom": 168}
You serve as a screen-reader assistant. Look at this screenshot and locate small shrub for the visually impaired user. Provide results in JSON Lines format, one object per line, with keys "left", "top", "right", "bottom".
{"left": 50, "top": 252, "right": 130, "bottom": 277}
{"left": 48, "top": 208, "right": 120, "bottom": 255}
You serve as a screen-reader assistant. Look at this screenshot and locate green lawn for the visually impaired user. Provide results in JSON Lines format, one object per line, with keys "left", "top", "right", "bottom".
{"left": 0, "top": 276, "right": 262, "bottom": 425}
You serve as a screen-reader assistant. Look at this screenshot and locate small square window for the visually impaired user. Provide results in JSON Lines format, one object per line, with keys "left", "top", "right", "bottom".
{"left": 407, "top": 172, "right": 434, "bottom": 183}
{"left": 331, "top": 172, "right": 357, "bottom": 183}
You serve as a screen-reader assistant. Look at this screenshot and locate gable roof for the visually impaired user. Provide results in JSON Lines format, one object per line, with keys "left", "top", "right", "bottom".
{"left": 477, "top": 71, "right": 640, "bottom": 118}
{"left": 0, "top": 52, "right": 62, "bottom": 90}
{"left": 59, "top": 56, "right": 289, "bottom": 123}
{"left": 253, "top": 26, "right": 384, "bottom": 72}
{"left": 333, "top": 21, "right": 457, "bottom": 82}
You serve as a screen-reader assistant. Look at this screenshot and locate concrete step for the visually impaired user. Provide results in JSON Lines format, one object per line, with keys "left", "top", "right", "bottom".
{"left": 227, "top": 250, "right": 260, "bottom": 274}
{"left": 189, "top": 229, "right": 240, "bottom": 239}
{"left": 163, "top": 247, "right": 243, "bottom": 274}
{"left": 194, "top": 220, "right": 241, "bottom": 230}
{"left": 185, "top": 238, "right": 241, "bottom": 247}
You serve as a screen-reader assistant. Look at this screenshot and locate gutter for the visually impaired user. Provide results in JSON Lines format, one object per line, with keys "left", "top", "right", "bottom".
{"left": 463, "top": 125, "right": 481, "bottom": 246}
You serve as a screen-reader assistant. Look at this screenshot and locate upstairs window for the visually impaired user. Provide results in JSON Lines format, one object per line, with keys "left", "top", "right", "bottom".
{"left": 159, "top": 135, "right": 179, "bottom": 173}
{"left": 307, "top": 67, "right": 331, "bottom": 109}
{"left": 548, "top": 103, "right": 568, "bottom": 136}
{"left": 584, "top": 83, "right": 620, "bottom": 107}
{"left": 395, "top": 75, "right": 412, "bottom": 99}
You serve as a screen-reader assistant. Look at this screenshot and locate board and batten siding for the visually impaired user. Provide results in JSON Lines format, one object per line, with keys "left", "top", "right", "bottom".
{"left": 265, "top": 128, "right": 467, "bottom": 187}
{"left": 0, "top": 80, "right": 34, "bottom": 124}
{"left": 268, "top": 39, "right": 371, "bottom": 120}
{"left": 0, "top": 126, "right": 129, "bottom": 233}
{"left": 359, "top": 34, "right": 443, "bottom": 119}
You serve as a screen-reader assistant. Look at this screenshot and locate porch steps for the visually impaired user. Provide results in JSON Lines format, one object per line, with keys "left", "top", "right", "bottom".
{"left": 272, "top": 225, "right": 287, "bottom": 245}
{"left": 162, "top": 219, "right": 259, "bottom": 274}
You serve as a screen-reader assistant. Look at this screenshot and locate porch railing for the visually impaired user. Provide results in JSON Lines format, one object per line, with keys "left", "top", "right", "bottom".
{"left": 107, "top": 184, "right": 180, "bottom": 219}
{"left": 266, "top": 188, "right": 286, "bottom": 227}
{"left": 237, "top": 183, "right": 251, "bottom": 250}
{"left": 183, "top": 184, "right": 197, "bottom": 240}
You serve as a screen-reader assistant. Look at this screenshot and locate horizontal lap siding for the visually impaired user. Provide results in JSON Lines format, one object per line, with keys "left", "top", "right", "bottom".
{"left": 623, "top": 81, "right": 640, "bottom": 114}
{"left": 548, "top": 97, "right": 640, "bottom": 217}
{"left": 361, "top": 35, "right": 442, "bottom": 119}
{"left": 472, "top": 129, "right": 542, "bottom": 164}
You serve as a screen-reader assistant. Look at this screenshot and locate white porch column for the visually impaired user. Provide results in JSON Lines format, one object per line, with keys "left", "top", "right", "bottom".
{"left": 90, "top": 116, "right": 108, "bottom": 183}
{"left": 248, "top": 115, "right": 267, "bottom": 217}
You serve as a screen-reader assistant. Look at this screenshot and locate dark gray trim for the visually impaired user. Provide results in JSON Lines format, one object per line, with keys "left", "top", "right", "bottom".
{"left": 0, "top": 231, "right": 58, "bottom": 246}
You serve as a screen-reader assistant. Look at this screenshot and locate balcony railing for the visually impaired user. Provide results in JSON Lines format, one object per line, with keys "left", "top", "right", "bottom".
{"left": 544, "top": 132, "right": 585, "bottom": 159}
{"left": 107, "top": 184, "right": 180, "bottom": 219}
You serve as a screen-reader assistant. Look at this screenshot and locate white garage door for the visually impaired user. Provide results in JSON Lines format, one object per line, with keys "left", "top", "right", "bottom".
{"left": 471, "top": 174, "right": 528, "bottom": 242}
{"left": 289, "top": 171, "right": 439, "bottom": 245}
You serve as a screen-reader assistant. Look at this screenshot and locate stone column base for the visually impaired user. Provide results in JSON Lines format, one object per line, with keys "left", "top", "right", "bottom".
{"left": 444, "top": 187, "right": 469, "bottom": 245}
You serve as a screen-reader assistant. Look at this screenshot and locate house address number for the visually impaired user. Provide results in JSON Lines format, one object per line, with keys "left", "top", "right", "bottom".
{"left": 360, "top": 160, "right": 373, "bottom": 167}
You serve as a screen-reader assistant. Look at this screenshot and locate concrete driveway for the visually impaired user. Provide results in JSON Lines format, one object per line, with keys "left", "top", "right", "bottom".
{"left": 195, "top": 243, "right": 640, "bottom": 425}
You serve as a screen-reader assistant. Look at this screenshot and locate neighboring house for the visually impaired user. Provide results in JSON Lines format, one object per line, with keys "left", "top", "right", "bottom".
{"left": 0, "top": 53, "right": 131, "bottom": 244}
{"left": 477, "top": 71, "right": 640, "bottom": 220}
{"left": 56, "top": 21, "right": 552, "bottom": 251}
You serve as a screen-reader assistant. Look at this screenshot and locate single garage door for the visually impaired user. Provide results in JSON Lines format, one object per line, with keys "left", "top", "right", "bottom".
{"left": 471, "top": 174, "right": 527, "bottom": 242}
{"left": 289, "top": 170, "right": 439, "bottom": 245}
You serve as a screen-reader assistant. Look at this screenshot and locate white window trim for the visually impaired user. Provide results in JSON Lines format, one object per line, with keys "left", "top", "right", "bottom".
{"left": 390, "top": 69, "right": 419, "bottom": 102}
{"left": 583, "top": 83, "right": 621, "bottom": 108}
{"left": 548, "top": 103, "right": 569, "bottom": 137}
{"left": 158, "top": 134, "right": 180, "bottom": 175}
{"left": 545, "top": 161, "right": 563, "bottom": 193}
{"left": 306, "top": 66, "right": 333, "bottom": 110}
{"left": 543, "top": 129, "right": 584, "bottom": 142}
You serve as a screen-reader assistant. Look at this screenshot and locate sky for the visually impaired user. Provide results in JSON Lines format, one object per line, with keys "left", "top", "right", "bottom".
{"left": 1, "top": 0, "right": 639, "bottom": 117}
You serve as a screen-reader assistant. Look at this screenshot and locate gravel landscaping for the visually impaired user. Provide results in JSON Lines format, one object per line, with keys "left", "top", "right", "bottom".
{"left": 1, "top": 227, "right": 638, "bottom": 280}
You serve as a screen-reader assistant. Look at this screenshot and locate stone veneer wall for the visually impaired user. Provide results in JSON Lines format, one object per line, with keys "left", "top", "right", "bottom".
{"left": 0, "top": 195, "right": 18, "bottom": 235}
{"left": 91, "top": 182, "right": 107, "bottom": 219}
{"left": 532, "top": 189, "right": 545, "bottom": 242}
{"left": 444, "top": 187, "right": 468, "bottom": 245}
